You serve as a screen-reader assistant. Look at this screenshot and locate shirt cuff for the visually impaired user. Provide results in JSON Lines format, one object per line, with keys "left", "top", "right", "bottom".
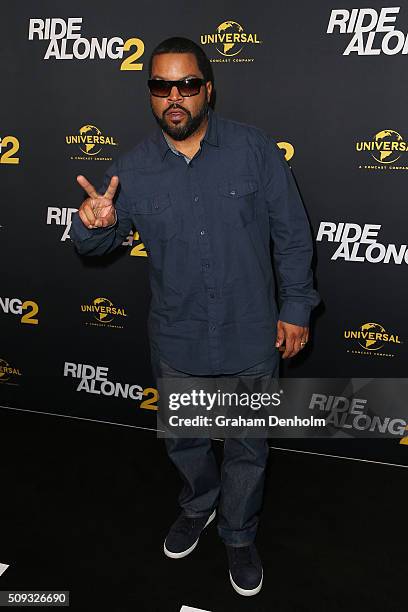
{"left": 278, "top": 301, "right": 312, "bottom": 327}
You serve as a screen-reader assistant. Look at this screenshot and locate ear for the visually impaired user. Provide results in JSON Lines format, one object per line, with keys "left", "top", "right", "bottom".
{"left": 206, "top": 81, "right": 212, "bottom": 102}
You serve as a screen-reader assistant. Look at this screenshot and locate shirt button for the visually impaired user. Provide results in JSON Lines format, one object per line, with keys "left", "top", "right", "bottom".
{"left": 209, "top": 292, "right": 215, "bottom": 299}
{"left": 194, "top": 195, "right": 199, "bottom": 202}
{"left": 209, "top": 324, "right": 216, "bottom": 331}
{"left": 200, "top": 229, "right": 206, "bottom": 236}
{"left": 154, "top": 203, "right": 159, "bottom": 209}
{"left": 229, "top": 189, "right": 236, "bottom": 195}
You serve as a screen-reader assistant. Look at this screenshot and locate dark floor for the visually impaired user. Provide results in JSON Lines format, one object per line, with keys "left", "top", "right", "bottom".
{"left": 0, "top": 408, "right": 406, "bottom": 612}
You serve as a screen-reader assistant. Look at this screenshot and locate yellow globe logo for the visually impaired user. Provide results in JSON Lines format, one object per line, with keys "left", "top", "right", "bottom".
{"left": 93, "top": 297, "right": 114, "bottom": 324}
{"left": 371, "top": 130, "right": 403, "bottom": 164}
{"left": 216, "top": 21, "right": 244, "bottom": 56}
{"left": 79, "top": 124, "right": 102, "bottom": 156}
{"left": 358, "top": 322, "right": 385, "bottom": 351}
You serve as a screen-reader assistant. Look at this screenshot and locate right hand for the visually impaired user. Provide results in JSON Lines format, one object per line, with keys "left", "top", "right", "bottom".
{"left": 76, "top": 174, "right": 119, "bottom": 229}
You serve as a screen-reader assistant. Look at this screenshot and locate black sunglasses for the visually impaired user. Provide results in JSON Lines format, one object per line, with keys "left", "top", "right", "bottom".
{"left": 147, "top": 77, "right": 206, "bottom": 98}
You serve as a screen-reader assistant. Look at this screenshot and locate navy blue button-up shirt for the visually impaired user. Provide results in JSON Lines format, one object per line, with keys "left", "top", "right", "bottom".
{"left": 70, "top": 106, "right": 320, "bottom": 375}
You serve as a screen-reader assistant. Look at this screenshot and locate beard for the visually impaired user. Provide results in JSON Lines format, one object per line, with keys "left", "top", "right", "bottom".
{"left": 151, "top": 97, "right": 209, "bottom": 141}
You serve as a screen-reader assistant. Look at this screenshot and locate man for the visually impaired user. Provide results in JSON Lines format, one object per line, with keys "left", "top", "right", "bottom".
{"left": 70, "top": 36, "right": 320, "bottom": 597}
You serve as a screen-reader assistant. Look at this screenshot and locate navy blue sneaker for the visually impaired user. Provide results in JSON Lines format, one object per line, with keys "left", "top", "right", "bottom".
{"left": 163, "top": 509, "right": 216, "bottom": 559}
{"left": 226, "top": 543, "right": 263, "bottom": 596}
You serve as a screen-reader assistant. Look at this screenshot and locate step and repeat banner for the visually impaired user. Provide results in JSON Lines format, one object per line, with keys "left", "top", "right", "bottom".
{"left": 2, "top": 1, "right": 407, "bottom": 464}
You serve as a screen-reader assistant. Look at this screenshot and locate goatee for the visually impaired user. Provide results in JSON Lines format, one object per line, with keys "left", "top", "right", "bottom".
{"left": 152, "top": 99, "right": 209, "bottom": 141}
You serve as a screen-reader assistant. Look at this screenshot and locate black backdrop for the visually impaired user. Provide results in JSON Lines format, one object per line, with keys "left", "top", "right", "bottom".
{"left": 2, "top": 1, "right": 407, "bottom": 464}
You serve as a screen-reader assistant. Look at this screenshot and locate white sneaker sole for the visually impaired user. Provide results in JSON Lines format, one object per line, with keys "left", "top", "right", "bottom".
{"left": 163, "top": 509, "right": 216, "bottom": 559}
{"left": 229, "top": 568, "right": 263, "bottom": 596}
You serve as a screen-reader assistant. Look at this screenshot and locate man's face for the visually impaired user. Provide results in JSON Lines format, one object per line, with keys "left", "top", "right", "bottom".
{"left": 149, "top": 52, "right": 212, "bottom": 141}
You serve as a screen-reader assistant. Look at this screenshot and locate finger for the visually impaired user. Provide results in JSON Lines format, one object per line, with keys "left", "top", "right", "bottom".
{"left": 288, "top": 334, "right": 302, "bottom": 358}
{"left": 77, "top": 175, "right": 99, "bottom": 199}
{"left": 275, "top": 332, "right": 285, "bottom": 348}
{"left": 92, "top": 206, "right": 113, "bottom": 226}
{"left": 282, "top": 335, "right": 296, "bottom": 359}
{"left": 94, "top": 213, "right": 116, "bottom": 228}
{"left": 300, "top": 332, "right": 309, "bottom": 349}
{"left": 82, "top": 201, "right": 97, "bottom": 226}
{"left": 93, "top": 217, "right": 108, "bottom": 228}
{"left": 275, "top": 326, "right": 285, "bottom": 348}
{"left": 292, "top": 332, "right": 308, "bottom": 356}
{"left": 293, "top": 339, "right": 304, "bottom": 356}
{"left": 79, "top": 207, "right": 95, "bottom": 229}
{"left": 104, "top": 175, "right": 119, "bottom": 200}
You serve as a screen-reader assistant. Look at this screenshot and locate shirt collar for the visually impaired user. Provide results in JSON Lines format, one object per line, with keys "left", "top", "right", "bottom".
{"left": 150, "top": 106, "right": 219, "bottom": 161}
{"left": 162, "top": 130, "right": 191, "bottom": 161}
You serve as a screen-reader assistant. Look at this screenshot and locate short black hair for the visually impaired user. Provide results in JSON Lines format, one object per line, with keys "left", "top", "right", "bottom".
{"left": 148, "top": 36, "right": 214, "bottom": 87}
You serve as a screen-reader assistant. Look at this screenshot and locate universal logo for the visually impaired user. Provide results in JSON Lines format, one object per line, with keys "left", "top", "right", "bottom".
{"left": 0, "top": 359, "right": 22, "bottom": 385}
{"left": 81, "top": 297, "right": 127, "bottom": 329}
{"left": 344, "top": 322, "right": 402, "bottom": 358}
{"left": 200, "top": 21, "right": 261, "bottom": 63}
{"left": 66, "top": 125, "right": 118, "bottom": 161}
{"left": 356, "top": 129, "right": 408, "bottom": 171}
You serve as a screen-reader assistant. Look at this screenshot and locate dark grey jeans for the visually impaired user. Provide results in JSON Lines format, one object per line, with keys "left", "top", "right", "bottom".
{"left": 151, "top": 351, "right": 279, "bottom": 547}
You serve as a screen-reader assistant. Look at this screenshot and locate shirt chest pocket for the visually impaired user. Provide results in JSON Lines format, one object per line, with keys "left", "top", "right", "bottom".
{"left": 131, "top": 192, "right": 177, "bottom": 242}
{"left": 218, "top": 178, "right": 258, "bottom": 228}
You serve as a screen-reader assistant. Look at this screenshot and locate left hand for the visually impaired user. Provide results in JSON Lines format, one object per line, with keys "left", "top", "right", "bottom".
{"left": 275, "top": 320, "right": 309, "bottom": 359}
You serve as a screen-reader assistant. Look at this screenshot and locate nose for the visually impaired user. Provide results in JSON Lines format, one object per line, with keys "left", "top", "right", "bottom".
{"left": 167, "top": 84, "right": 183, "bottom": 102}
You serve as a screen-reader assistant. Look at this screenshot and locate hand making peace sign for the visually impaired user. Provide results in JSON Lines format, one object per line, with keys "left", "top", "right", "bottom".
{"left": 76, "top": 174, "right": 119, "bottom": 229}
